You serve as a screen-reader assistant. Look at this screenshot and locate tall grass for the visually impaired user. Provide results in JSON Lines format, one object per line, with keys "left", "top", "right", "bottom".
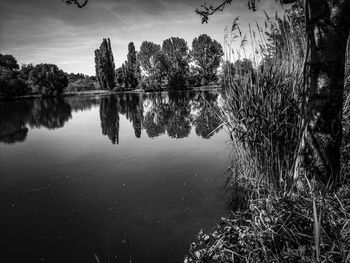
{"left": 221, "top": 6, "right": 306, "bottom": 192}
{"left": 186, "top": 2, "right": 350, "bottom": 262}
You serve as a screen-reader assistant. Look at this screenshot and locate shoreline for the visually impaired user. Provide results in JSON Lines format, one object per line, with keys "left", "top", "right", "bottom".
{"left": 0, "top": 85, "right": 222, "bottom": 101}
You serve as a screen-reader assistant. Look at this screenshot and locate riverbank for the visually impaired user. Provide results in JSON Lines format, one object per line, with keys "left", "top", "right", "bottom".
{"left": 185, "top": 185, "right": 350, "bottom": 263}
{"left": 0, "top": 85, "right": 222, "bottom": 100}
{"left": 0, "top": 90, "right": 115, "bottom": 101}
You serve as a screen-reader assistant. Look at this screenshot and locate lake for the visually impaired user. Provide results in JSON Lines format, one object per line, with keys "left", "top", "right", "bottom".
{"left": 0, "top": 90, "right": 231, "bottom": 263}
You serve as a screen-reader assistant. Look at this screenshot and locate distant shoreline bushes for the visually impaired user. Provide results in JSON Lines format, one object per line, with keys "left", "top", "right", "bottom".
{"left": 0, "top": 54, "right": 98, "bottom": 98}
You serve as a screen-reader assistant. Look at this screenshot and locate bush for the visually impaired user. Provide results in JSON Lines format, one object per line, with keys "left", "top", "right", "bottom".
{"left": 29, "top": 64, "right": 68, "bottom": 96}
{"left": 67, "top": 78, "right": 96, "bottom": 92}
{"left": 186, "top": 186, "right": 350, "bottom": 263}
{"left": 0, "top": 77, "right": 29, "bottom": 97}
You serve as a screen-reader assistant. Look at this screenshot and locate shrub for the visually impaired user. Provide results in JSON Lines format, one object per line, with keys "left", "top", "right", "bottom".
{"left": 29, "top": 64, "right": 68, "bottom": 96}
{"left": 186, "top": 186, "right": 350, "bottom": 263}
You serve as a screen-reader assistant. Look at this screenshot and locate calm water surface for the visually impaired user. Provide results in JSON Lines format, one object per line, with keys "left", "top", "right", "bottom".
{"left": 0, "top": 91, "right": 231, "bottom": 263}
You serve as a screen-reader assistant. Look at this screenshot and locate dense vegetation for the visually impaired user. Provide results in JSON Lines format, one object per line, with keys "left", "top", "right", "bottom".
{"left": 0, "top": 54, "right": 97, "bottom": 98}
{"left": 95, "top": 35, "right": 224, "bottom": 91}
{"left": 186, "top": 1, "right": 350, "bottom": 262}
{"left": 1, "top": 33, "right": 224, "bottom": 98}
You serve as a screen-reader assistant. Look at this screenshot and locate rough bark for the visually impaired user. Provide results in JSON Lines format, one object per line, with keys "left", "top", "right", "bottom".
{"left": 294, "top": 0, "right": 350, "bottom": 188}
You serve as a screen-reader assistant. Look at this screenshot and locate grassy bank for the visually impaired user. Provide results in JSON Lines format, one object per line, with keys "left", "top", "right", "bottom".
{"left": 185, "top": 2, "right": 350, "bottom": 262}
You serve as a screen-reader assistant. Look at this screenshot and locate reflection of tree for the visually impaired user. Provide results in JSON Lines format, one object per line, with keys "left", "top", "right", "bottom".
{"left": 0, "top": 100, "right": 32, "bottom": 144}
{"left": 0, "top": 101, "right": 30, "bottom": 144}
{"left": 112, "top": 91, "right": 222, "bottom": 140}
{"left": 100, "top": 95, "right": 119, "bottom": 144}
{"left": 192, "top": 92, "right": 222, "bottom": 139}
{"left": 116, "top": 93, "right": 143, "bottom": 139}
{"left": 67, "top": 96, "right": 101, "bottom": 113}
{"left": 0, "top": 96, "right": 100, "bottom": 145}
{"left": 29, "top": 98, "right": 72, "bottom": 129}
{"left": 0, "top": 127, "right": 28, "bottom": 144}
{"left": 143, "top": 112, "right": 166, "bottom": 138}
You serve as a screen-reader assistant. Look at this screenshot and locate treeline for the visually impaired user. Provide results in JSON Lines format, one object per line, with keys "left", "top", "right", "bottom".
{"left": 0, "top": 54, "right": 97, "bottom": 98}
{"left": 94, "top": 34, "right": 224, "bottom": 91}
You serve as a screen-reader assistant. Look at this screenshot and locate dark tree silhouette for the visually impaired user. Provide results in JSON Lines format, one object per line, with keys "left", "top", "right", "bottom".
{"left": 0, "top": 54, "right": 19, "bottom": 70}
{"left": 100, "top": 95, "right": 120, "bottom": 144}
{"left": 94, "top": 38, "right": 116, "bottom": 90}
{"left": 191, "top": 34, "right": 224, "bottom": 84}
{"left": 124, "top": 42, "right": 141, "bottom": 90}
{"left": 29, "top": 64, "right": 68, "bottom": 96}
{"left": 162, "top": 37, "right": 189, "bottom": 89}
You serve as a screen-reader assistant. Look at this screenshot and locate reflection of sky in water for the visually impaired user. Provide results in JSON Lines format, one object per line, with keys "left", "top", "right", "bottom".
{"left": 0, "top": 91, "right": 231, "bottom": 263}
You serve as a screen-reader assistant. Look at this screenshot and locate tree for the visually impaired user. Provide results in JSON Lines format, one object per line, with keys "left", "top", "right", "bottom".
{"left": 29, "top": 64, "right": 68, "bottom": 96}
{"left": 115, "top": 67, "right": 125, "bottom": 88}
{"left": 94, "top": 38, "right": 116, "bottom": 90}
{"left": 0, "top": 54, "right": 29, "bottom": 97}
{"left": 19, "top": 64, "right": 34, "bottom": 81}
{"left": 191, "top": 34, "right": 224, "bottom": 84}
{"left": 124, "top": 42, "right": 141, "bottom": 90}
{"left": 138, "top": 41, "right": 168, "bottom": 89}
{"left": 197, "top": 0, "right": 350, "bottom": 188}
{"left": 0, "top": 54, "right": 19, "bottom": 71}
{"left": 162, "top": 37, "right": 189, "bottom": 89}
{"left": 139, "top": 41, "right": 161, "bottom": 74}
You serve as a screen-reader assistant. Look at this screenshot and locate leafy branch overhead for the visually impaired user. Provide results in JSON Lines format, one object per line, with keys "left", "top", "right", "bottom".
{"left": 62, "top": 0, "right": 88, "bottom": 8}
{"left": 195, "top": 0, "right": 296, "bottom": 23}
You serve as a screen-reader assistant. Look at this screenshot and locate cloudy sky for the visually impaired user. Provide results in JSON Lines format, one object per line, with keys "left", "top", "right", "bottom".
{"left": 0, "top": 0, "right": 285, "bottom": 75}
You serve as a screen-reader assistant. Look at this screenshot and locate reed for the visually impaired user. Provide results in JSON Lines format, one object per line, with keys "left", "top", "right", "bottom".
{"left": 186, "top": 2, "right": 350, "bottom": 262}
{"left": 220, "top": 7, "right": 305, "bottom": 192}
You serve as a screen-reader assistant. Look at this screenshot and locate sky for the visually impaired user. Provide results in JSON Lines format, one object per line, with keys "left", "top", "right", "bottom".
{"left": 0, "top": 0, "right": 285, "bottom": 75}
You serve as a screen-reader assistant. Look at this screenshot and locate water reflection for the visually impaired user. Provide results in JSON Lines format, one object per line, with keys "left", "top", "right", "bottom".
{"left": 0, "top": 90, "right": 229, "bottom": 263}
{"left": 0, "top": 91, "right": 223, "bottom": 145}
{"left": 99, "top": 91, "right": 224, "bottom": 143}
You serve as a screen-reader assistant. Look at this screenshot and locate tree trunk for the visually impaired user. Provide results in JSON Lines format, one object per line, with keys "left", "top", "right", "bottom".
{"left": 294, "top": 0, "right": 350, "bottom": 189}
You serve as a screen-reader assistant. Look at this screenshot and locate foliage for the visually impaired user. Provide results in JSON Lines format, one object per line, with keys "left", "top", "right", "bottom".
{"left": 62, "top": 0, "right": 88, "bottom": 8}
{"left": 138, "top": 41, "right": 168, "bottom": 89}
{"left": 0, "top": 54, "right": 19, "bottom": 70}
{"left": 124, "top": 42, "right": 141, "bottom": 90}
{"left": 187, "top": 3, "right": 350, "bottom": 262}
{"left": 186, "top": 186, "right": 350, "bottom": 263}
{"left": 0, "top": 78, "right": 29, "bottom": 97}
{"left": 139, "top": 41, "right": 161, "bottom": 73}
{"left": 0, "top": 54, "right": 29, "bottom": 97}
{"left": 219, "top": 10, "right": 305, "bottom": 189}
{"left": 29, "top": 63, "right": 68, "bottom": 96}
{"left": 191, "top": 34, "right": 223, "bottom": 84}
{"left": 94, "top": 38, "right": 116, "bottom": 90}
{"left": 115, "top": 67, "right": 125, "bottom": 88}
{"left": 162, "top": 37, "right": 190, "bottom": 89}
{"left": 19, "top": 63, "right": 34, "bottom": 81}
{"left": 67, "top": 77, "right": 96, "bottom": 92}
